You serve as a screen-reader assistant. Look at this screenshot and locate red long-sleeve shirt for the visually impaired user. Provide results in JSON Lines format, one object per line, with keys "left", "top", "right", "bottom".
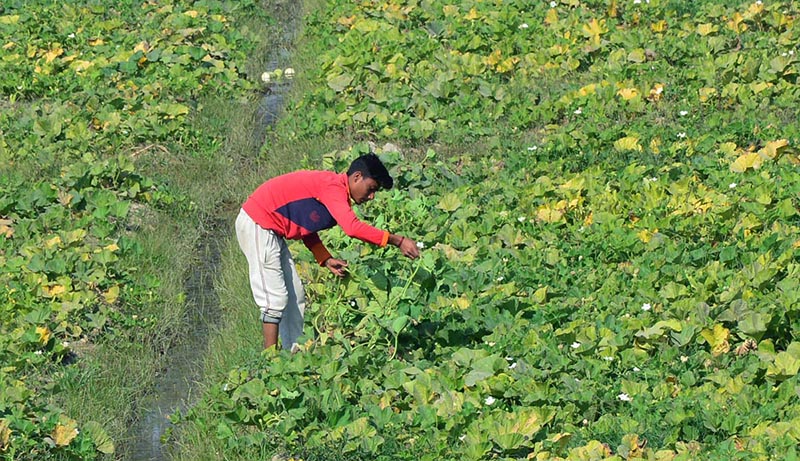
{"left": 241, "top": 170, "right": 389, "bottom": 264}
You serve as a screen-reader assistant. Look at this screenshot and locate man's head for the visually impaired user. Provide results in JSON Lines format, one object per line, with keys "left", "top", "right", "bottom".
{"left": 347, "top": 153, "right": 393, "bottom": 204}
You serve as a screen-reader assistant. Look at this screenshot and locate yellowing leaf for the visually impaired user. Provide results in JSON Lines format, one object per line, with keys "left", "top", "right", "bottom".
{"left": 614, "top": 136, "right": 643, "bottom": 152}
{"left": 36, "top": 326, "right": 51, "bottom": 344}
{"left": 696, "top": 23, "right": 716, "bottom": 36}
{"left": 650, "top": 137, "right": 662, "bottom": 154}
{"left": 454, "top": 296, "right": 471, "bottom": 310}
{"left": 45, "top": 46, "right": 64, "bottom": 64}
{"left": 648, "top": 83, "right": 665, "bottom": 101}
{"left": 0, "top": 218, "right": 13, "bottom": 238}
{"left": 617, "top": 87, "right": 639, "bottom": 100}
{"left": 43, "top": 285, "right": 66, "bottom": 298}
{"left": 731, "top": 152, "right": 764, "bottom": 173}
{"left": 104, "top": 243, "right": 120, "bottom": 252}
{"left": 698, "top": 87, "right": 717, "bottom": 102}
{"left": 133, "top": 41, "right": 150, "bottom": 53}
{"left": 3, "top": 42, "right": 15, "bottom": 50}
{"left": 104, "top": 285, "right": 120, "bottom": 304}
{"left": 544, "top": 8, "right": 559, "bottom": 25}
{"left": 651, "top": 20, "right": 667, "bottom": 33}
{"left": 465, "top": 8, "right": 479, "bottom": 20}
{"left": 758, "top": 139, "right": 789, "bottom": 160}
{"left": 577, "top": 83, "right": 597, "bottom": 97}
{"left": 442, "top": 5, "right": 459, "bottom": 17}
{"left": 437, "top": 193, "right": 462, "bottom": 212}
{"left": 727, "top": 13, "right": 747, "bottom": 33}
{"left": 701, "top": 324, "right": 730, "bottom": 356}
{"left": 184, "top": 10, "right": 199, "bottom": 18}
{"left": 537, "top": 206, "right": 564, "bottom": 223}
{"left": 582, "top": 18, "right": 606, "bottom": 39}
{"left": 0, "top": 419, "right": 9, "bottom": 451}
{"left": 45, "top": 235, "right": 62, "bottom": 248}
{"left": 51, "top": 418, "right": 79, "bottom": 446}
{"left": 718, "top": 142, "right": 738, "bottom": 156}
{"left": 637, "top": 229, "right": 657, "bottom": 244}
{"left": 89, "top": 38, "right": 105, "bottom": 46}
{"left": 0, "top": 15, "right": 20, "bottom": 25}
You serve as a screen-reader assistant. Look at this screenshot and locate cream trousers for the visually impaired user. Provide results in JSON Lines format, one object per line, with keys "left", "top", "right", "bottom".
{"left": 235, "top": 209, "right": 306, "bottom": 350}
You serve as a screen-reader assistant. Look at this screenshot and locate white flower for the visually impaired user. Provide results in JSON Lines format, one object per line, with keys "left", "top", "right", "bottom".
{"left": 642, "top": 303, "right": 652, "bottom": 311}
{"left": 680, "top": 355, "right": 689, "bottom": 363}
{"left": 68, "top": 33, "right": 76, "bottom": 38}
{"left": 790, "top": 50, "right": 795, "bottom": 55}
{"left": 285, "top": 68, "right": 295, "bottom": 79}
{"left": 497, "top": 276, "right": 504, "bottom": 282}
{"left": 34, "top": 350, "right": 43, "bottom": 355}
{"left": 571, "top": 342, "right": 581, "bottom": 349}
{"left": 782, "top": 52, "right": 788, "bottom": 57}
{"left": 506, "top": 356, "right": 514, "bottom": 361}
{"left": 633, "top": 0, "right": 641, "bottom": 4}
{"left": 729, "top": 183, "right": 737, "bottom": 189}
{"left": 487, "top": 341, "right": 496, "bottom": 347}
{"left": 519, "top": 23, "right": 529, "bottom": 29}
{"left": 550, "top": 1, "right": 557, "bottom": 7}
{"left": 416, "top": 241, "right": 425, "bottom": 249}
{"left": 603, "top": 356, "right": 614, "bottom": 362}
{"left": 223, "top": 383, "right": 230, "bottom": 391}
{"left": 261, "top": 71, "right": 271, "bottom": 83}
{"left": 518, "top": 216, "right": 526, "bottom": 222}
{"left": 677, "top": 132, "right": 686, "bottom": 139}
{"left": 679, "top": 110, "right": 688, "bottom": 116}
{"left": 509, "top": 362, "right": 518, "bottom": 369}
{"left": 618, "top": 393, "right": 632, "bottom": 402}
{"left": 484, "top": 396, "right": 496, "bottom": 405}
{"left": 527, "top": 146, "right": 538, "bottom": 151}
{"left": 633, "top": 367, "right": 641, "bottom": 372}
{"left": 574, "top": 108, "right": 583, "bottom": 115}
{"left": 756, "top": 0, "right": 762, "bottom": 4}
{"left": 62, "top": 341, "right": 69, "bottom": 347}
{"left": 459, "top": 434, "right": 467, "bottom": 441}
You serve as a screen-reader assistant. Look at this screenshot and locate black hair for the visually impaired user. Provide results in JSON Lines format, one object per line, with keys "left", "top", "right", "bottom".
{"left": 347, "top": 153, "right": 393, "bottom": 190}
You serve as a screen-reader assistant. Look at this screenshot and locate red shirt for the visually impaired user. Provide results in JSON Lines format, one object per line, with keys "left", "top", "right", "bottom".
{"left": 242, "top": 170, "right": 389, "bottom": 264}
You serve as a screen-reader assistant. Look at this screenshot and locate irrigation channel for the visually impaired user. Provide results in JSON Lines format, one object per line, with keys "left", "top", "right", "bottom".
{"left": 127, "top": 2, "right": 302, "bottom": 459}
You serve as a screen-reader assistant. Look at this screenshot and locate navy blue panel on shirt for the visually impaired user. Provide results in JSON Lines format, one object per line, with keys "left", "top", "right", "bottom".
{"left": 275, "top": 197, "right": 337, "bottom": 233}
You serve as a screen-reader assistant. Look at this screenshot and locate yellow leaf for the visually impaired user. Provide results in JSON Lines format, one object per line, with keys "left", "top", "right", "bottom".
{"left": 696, "top": 23, "right": 716, "bottom": 36}
{"left": 614, "top": 136, "right": 643, "bottom": 152}
{"left": 36, "top": 326, "right": 51, "bottom": 344}
{"left": 51, "top": 418, "right": 79, "bottom": 447}
{"left": 45, "top": 46, "right": 64, "bottom": 64}
{"left": 0, "top": 419, "right": 9, "bottom": 451}
{"left": 465, "top": 8, "right": 479, "bottom": 20}
{"left": 731, "top": 152, "right": 763, "bottom": 173}
{"left": 758, "top": 139, "right": 789, "bottom": 160}
{"left": 71, "top": 60, "right": 94, "bottom": 73}
{"left": 727, "top": 13, "right": 747, "bottom": 33}
{"left": 651, "top": 20, "right": 667, "bottom": 33}
{"left": 637, "top": 229, "right": 654, "bottom": 244}
{"left": 0, "top": 218, "right": 13, "bottom": 238}
{"left": 701, "top": 324, "right": 730, "bottom": 356}
{"left": 698, "top": 87, "right": 717, "bottom": 102}
{"left": 577, "top": 83, "right": 597, "bottom": 97}
{"left": 133, "top": 41, "right": 149, "bottom": 53}
{"left": 537, "top": 206, "right": 564, "bottom": 223}
{"left": 544, "top": 8, "right": 559, "bottom": 25}
{"left": 43, "top": 285, "right": 66, "bottom": 298}
{"left": 3, "top": 42, "right": 14, "bottom": 50}
{"left": 89, "top": 38, "right": 104, "bottom": 46}
{"left": 45, "top": 235, "right": 62, "bottom": 248}
{"left": 718, "top": 142, "right": 738, "bottom": 156}
{"left": 648, "top": 83, "right": 665, "bottom": 101}
{"left": 746, "top": 1, "right": 765, "bottom": 18}
{"left": 454, "top": 296, "right": 471, "bottom": 310}
{"left": 617, "top": 87, "right": 639, "bottom": 100}
{"left": 0, "top": 15, "right": 20, "bottom": 25}
{"left": 582, "top": 18, "right": 606, "bottom": 39}
{"left": 583, "top": 211, "right": 594, "bottom": 226}
{"left": 184, "top": 10, "right": 199, "bottom": 18}
{"left": 442, "top": 5, "right": 459, "bottom": 17}
{"left": 104, "top": 285, "right": 120, "bottom": 304}
{"left": 650, "top": 137, "right": 662, "bottom": 154}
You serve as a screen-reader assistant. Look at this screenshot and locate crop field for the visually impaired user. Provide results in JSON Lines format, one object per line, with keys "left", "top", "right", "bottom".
{"left": 2, "top": 0, "right": 800, "bottom": 460}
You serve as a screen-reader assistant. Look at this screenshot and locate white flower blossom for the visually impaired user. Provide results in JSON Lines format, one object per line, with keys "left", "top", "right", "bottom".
{"left": 261, "top": 71, "right": 271, "bottom": 83}
{"left": 34, "top": 350, "right": 43, "bottom": 355}
{"left": 527, "top": 146, "right": 538, "bottom": 151}
{"left": 603, "top": 356, "right": 614, "bottom": 362}
{"left": 459, "top": 434, "right": 467, "bottom": 441}
{"left": 680, "top": 355, "right": 689, "bottom": 363}
{"left": 679, "top": 110, "right": 688, "bottom": 116}
{"left": 633, "top": 0, "right": 641, "bottom": 4}
{"left": 574, "top": 108, "right": 583, "bottom": 115}
{"left": 571, "top": 342, "right": 581, "bottom": 349}
{"left": 642, "top": 303, "right": 652, "bottom": 311}
{"left": 677, "top": 132, "right": 687, "bottom": 139}
{"left": 62, "top": 341, "right": 69, "bottom": 347}
{"left": 416, "top": 241, "right": 425, "bottom": 249}
{"left": 633, "top": 367, "right": 641, "bottom": 372}
{"left": 484, "top": 396, "right": 496, "bottom": 405}
{"left": 519, "top": 23, "right": 529, "bottom": 29}
{"left": 550, "top": 1, "right": 557, "bottom": 7}
{"left": 68, "top": 33, "right": 76, "bottom": 38}
{"left": 618, "top": 393, "right": 632, "bottom": 402}
{"left": 497, "top": 276, "right": 504, "bottom": 282}
{"left": 285, "top": 68, "right": 295, "bottom": 79}
{"left": 729, "top": 183, "right": 737, "bottom": 189}
{"left": 509, "top": 362, "right": 518, "bottom": 370}
{"left": 518, "top": 216, "right": 526, "bottom": 222}
{"left": 223, "top": 383, "right": 230, "bottom": 391}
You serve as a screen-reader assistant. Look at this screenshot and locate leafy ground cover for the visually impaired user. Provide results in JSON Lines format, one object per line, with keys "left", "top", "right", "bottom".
{"left": 0, "top": 1, "right": 265, "bottom": 459}
{"left": 178, "top": 0, "right": 800, "bottom": 460}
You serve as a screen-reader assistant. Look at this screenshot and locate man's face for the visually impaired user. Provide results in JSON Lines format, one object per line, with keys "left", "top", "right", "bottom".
{"left": 349, "top": 172, "right": 380, "bottom": 204}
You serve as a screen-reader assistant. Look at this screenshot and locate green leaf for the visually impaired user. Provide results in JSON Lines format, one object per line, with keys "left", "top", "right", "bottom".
{"left": 82, "top": 421, "right": 114, "bottom": 454}
{"left": 327, "top": 73, "right": 353, "bottom": 92}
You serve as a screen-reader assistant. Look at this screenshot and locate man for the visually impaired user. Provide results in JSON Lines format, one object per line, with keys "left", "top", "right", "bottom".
{"left": 235, "top": 153, "right": 420, "bottom": 350}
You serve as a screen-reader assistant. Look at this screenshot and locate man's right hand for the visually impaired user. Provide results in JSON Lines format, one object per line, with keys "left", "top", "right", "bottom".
{"left": 324, "top": 258, "right": 349, "bottom": 277}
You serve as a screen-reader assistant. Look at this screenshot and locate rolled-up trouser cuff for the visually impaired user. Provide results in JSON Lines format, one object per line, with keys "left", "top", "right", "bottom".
{"left": 261, "top": 312, "right": 281, "bottom": 324}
